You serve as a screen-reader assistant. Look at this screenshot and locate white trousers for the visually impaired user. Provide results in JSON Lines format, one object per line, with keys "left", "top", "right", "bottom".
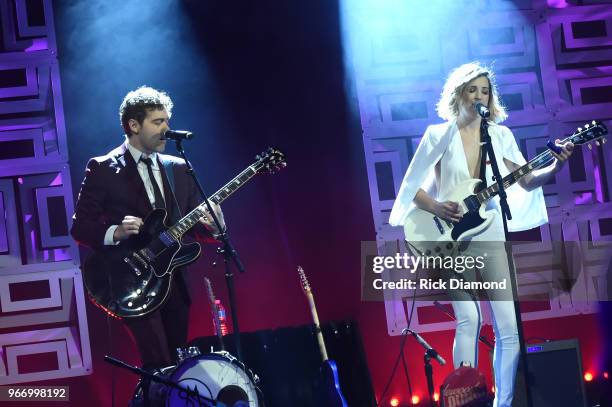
{"left": 448, "top": 242, "right": 519, "bottom": 407}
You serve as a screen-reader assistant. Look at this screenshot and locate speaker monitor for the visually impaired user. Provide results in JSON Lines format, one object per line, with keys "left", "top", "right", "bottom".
{"left": 509, "top": 339, "right": 587, "bottom": 407}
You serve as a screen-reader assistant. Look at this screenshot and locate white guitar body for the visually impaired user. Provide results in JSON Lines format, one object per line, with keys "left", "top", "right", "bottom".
{"left": 403, "top": 178, "right": 495, "bottom": 256}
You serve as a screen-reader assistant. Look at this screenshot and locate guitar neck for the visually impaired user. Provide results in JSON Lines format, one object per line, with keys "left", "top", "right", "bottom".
{"left": 166, "top": 164, "right": 259, "bottom": 239}
{"left": 305, "top": 291, "right": 329, "bottom": 362}
{"left": 474, "top": 136, "right": 568, "bottom": 205}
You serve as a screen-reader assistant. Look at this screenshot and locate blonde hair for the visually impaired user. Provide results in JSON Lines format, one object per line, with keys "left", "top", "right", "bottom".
{"left": 436, "top": 62, "right": 507, "bottom": 123}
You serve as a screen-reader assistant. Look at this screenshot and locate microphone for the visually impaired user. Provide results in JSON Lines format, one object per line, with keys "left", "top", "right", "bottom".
{"left": 473, "top": 101, "right": 490, "bottom": 119}
{"left": 162, "top": 129, "right": 194, "bottom": 140}
{"left": 402, "top": 328, "right": 446, "bottom": 365}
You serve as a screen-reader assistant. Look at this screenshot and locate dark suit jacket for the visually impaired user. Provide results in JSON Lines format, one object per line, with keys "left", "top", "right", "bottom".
{"left": 71, "top": 141, "right": 215, "bottom": 304}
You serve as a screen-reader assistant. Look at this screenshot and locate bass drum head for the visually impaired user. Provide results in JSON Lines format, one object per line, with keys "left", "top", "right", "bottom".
{"left": 166, "top": 351, "right": 261, "bottom": 407}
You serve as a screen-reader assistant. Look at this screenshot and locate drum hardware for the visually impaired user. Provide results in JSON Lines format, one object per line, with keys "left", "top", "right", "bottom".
{"left": 176, "top": 346, "right": 202, "bottom": 364}
{"left": 127, "top": 348, "right": 265, "bottom": 407}
{"left": 103, "top": 354, "right": 219, "bottom": 407}
{"left": 166, "top": 350, "right": 264, "bottom": 407}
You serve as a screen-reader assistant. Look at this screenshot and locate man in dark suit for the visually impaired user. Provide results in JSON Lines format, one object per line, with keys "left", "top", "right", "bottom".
{"left": 71, "top": 86, "right": 224, "bottom": 369}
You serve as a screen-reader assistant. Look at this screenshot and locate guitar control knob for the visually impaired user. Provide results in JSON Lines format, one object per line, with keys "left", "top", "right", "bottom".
{"left": 128, "top": 302, "right": 133, "bottom": 307}
{"left": 143, "top": 304, "right": 148, "bottom": 309}
{"left": 136, "top": 289, "right": 142, "bottom": 295}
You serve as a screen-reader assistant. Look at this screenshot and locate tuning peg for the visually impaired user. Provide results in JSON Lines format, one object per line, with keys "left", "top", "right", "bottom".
{"left": 585, "top": 123, "right": 590, "bottom": 129}
{"left": 592, "top": 120, "right": 597, "bottom": 125}
{"left": 578, "top": 127, "right": 582, "bottom": 132}
{"left": 596, "top": 140, "right": 601, "bottom": 146}
{"left": 603, "top": 138, "right": 607, "bottom": 144}
{"left": 588, "top": 143, "right": 593, "bottom": 150}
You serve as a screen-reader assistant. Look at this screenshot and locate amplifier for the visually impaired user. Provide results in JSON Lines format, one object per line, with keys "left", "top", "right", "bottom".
{"left": 510, "top": 339, "right": 588, "bottom": 407}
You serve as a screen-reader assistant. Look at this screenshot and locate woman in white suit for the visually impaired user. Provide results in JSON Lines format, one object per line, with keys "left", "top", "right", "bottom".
{"left": 389, "top": 62, "right": 573, "bottom": 407}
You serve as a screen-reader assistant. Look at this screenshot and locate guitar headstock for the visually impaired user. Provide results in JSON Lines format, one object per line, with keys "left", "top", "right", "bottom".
{"left": 568, "top": 121, "right": 608, "bottom": 149}
{"left": 254, "top": 147, "right": 287, "bottom": 174}
{"left": 297, "top": 266, "right": 311, "bottom": 294}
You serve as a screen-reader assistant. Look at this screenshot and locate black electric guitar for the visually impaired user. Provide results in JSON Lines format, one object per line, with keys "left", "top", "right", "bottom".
{"left": 82, "top": 148, "right": 286, "bottom": 318}
{"left": 298, "top": 266, "right": 348, "bottom": 407}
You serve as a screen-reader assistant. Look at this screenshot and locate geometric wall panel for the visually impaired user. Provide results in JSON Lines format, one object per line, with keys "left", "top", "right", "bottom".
{"left": 0, "top": 60, "right": 69, "bottom": 168}
{"left": 0, "top": 267, "right": 92, "bottom": 384}
{"left": 0, "top": 166, "right": 77, "bottom": 268}
{"left": 0, "top": 0, "right": 56, "bottom": 54}
{"left": 0, "top": 0, "right": 90, "bottom": 383}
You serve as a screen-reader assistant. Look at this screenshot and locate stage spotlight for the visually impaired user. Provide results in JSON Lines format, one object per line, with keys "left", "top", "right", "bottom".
{"left": 603, "top": 371, "right": 609, "bottom": 379}
{"left": 411, "top": 395, "right": 420, "bottom": 404}
{"left": 433, "top": 392, "right": 440, "bottom": 401}
{"left": 390, "top": 397, "right": 400, "bottom": 406}
{"left": 584, "top": 371, "right": 594, "bottom": 382}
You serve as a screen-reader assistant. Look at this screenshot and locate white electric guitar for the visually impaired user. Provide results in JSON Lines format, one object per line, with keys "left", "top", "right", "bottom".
{"left": 403, "top": 121, "right": 608, "bottom": 256}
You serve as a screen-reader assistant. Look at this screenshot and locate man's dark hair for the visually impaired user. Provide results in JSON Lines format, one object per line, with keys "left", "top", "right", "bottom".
{"left": 119, "top": 86, "right": 173, "bottom": 137}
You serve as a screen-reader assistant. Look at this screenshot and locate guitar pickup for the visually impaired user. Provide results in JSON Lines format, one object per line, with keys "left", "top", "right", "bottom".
{"left": 433, "top": 216, "right": 444, "bottom": 234}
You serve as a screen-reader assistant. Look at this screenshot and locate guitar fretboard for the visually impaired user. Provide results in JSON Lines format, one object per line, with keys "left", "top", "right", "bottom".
{"left": 474, "top": 135, "right": 570, "bottom": 204}
{"left": 166, "top": 164, "right": 259, "bottom": 239}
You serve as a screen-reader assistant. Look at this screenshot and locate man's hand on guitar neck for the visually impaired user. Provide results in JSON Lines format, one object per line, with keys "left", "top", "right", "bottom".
{"left": 198, "top": 202, "right": 226, "bottom": 238}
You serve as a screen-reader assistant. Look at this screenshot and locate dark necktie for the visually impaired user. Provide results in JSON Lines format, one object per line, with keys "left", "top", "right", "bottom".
{"left": 140, "top": 157, "right": 166, "bottom": 209}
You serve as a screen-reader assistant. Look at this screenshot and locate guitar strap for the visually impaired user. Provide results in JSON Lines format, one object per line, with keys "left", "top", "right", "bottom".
{"left": 159, "top": 157, "right": 183, "bottom": 224}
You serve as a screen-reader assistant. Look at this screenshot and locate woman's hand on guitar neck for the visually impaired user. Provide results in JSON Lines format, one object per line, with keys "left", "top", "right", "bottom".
{"left": 551, "top": 139, "right": 575, "bottom": 172}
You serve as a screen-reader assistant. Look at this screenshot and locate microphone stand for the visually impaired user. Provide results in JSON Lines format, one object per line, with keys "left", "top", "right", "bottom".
{"left": 480, "top": 118, "right": 533, "bottom": 407}
{"left": 403, "top": 328, "right": 445, "bottom": 407}
{"left": 174, "top": 138, "right": 245, "bottom": 362}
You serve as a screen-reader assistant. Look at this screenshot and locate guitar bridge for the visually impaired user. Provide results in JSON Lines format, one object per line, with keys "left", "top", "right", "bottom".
{"left": 139, "top": 248, "right": 155, "bottom": 262}
{"left": 132, "top": 252, "right": 149, "bottom": 269}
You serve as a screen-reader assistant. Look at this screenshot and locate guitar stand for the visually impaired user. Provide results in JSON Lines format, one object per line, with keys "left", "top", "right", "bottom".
{"left": 173, "top": 138, "right": 246, "bottom": 361}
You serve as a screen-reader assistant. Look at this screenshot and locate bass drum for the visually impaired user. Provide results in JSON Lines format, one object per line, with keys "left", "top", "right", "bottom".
{"left": 131, "top": 351, "right": 264, "bottom": 407}
{"left": 166, "top": 351, "right": 263, "bottom": 407}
